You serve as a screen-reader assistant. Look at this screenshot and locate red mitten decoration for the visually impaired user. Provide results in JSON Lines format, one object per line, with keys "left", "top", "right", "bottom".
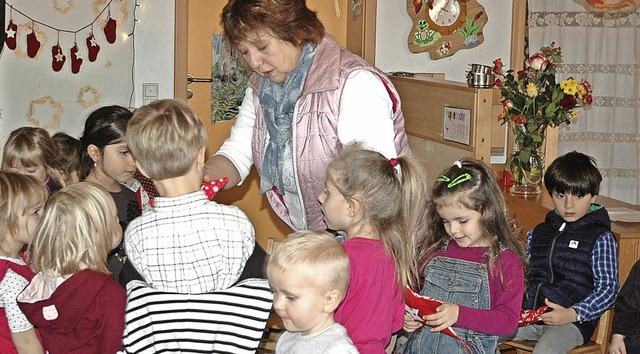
{"left": 86, "top": 33, "right": 100, "bottom": 62}
{"left": 70, "top": 43, "right": 83, "bottom": 74}
{"left": 104, "top": 17, "right": 117, "bottom": 44}
{"left": 148, "top": 177, "right": 229, "bottom": 208}
{"left": 518, "top": 305, "right": 550, "bottom": 327}
{"left": 201, "top": 177, "right": 229, "bottom": 200}
{"left": 26, "top": 30, "right": 41, "bottom": 58}
{"left": 51, "top": 44, "right": 66, "bottom": 72}
{"left": 5, "top": 20, "right": 17, "bottom": 50}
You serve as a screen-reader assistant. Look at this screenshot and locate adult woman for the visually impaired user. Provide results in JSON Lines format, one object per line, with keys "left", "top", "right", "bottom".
{"left": 204, "top": 0, "right": 410, "bottom": 231}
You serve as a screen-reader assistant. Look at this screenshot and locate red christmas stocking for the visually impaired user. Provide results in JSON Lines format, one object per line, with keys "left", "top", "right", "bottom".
{"left": 4, "top": 20, "right": 17, "bottom": 50}
{"left": 51, "top": 44, "right": 66, "bottom": 72}
{"left": 26, "top": 30, "right": 41, "bottom": 58}
{"left": 104, "top": 17, "right": 117, "bottom": 44}
{"left": 70, "top": 43, "right": 83, "bottom": 74}
{"left": 86, "top": 33, "right": 100, "bottom": 62}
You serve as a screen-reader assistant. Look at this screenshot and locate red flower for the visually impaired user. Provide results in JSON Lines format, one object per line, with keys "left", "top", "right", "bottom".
{"left": 559, "top": 95, "right": 577, "bottom": 110}
{"left": 517, "top": 70, "right": 527, "bottom": 80}
{"left": 513, "top": 115, "right": 527, "bottom": 124}
{"left": 585, "top": 94, "right": 593, "bottom": 105}
{"left": 495, "top": 78, "right": 504, "bottom": 87}
{"left": 493, "top": 58, "right": 504, "bottom": 74}
{"left": 525, "top": 53, "right": 550, "bottom": 71}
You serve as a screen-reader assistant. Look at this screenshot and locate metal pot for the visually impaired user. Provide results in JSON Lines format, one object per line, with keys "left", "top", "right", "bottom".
{"left": 469, "top": 63, "right": 493, "bottom": 74}
{"left": 466, "top": 71, "right": 495, "bottom": 88}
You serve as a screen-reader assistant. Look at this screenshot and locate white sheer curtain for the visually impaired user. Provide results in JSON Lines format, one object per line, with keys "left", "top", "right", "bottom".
{"left": 528, "top": 0, "right": 640, "bottom": 204}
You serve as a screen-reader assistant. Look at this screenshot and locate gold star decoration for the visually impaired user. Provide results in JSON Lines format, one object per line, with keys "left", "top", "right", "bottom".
{"left": 53, "top": 0, "right": 75, "bottom": 14}
{"left": 27, "top": 96, "right": 63, "bottom": 130}
{"left": 77, "top": 86, "right": 101, "bottom": 108}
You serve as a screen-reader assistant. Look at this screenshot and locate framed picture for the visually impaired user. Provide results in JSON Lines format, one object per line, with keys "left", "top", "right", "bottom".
{"left": 442, "top": 106, "right": 471, "bottom": 145}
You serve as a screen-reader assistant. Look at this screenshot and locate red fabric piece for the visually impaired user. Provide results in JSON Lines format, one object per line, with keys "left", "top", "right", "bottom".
{"left": 103, "top": 17, "right": 116, "bottom": 44}
{"left": 405, "top": 287, "right": 458, "bottom": 338}
{"left": 85, "top": 33, "right": 100, "bottom": 62}
{"left": 18, "top": 270, "right": 125, "bottom": 354}
{"left": 26, "top": 30, "right": 40, "bottom": 58}
{"left": 51, "top": 44, "right": 65, "bottom": 72}
{"left": 518, "top": 305, "right": 549, "bottom": 326}
{"left": 405, "top": 287, "right": 476, "bottom": 354}
{"left": 70, "top": 43, "right": 82, "bottom": 74}
{"left": 133, "top": 170, "right": 158, "bottom": 200}
{"left": 148, "top": 177, "right": 229, "bottom": 207}
{"left": 4, "top": 20, "right": 17, "bottom": 50}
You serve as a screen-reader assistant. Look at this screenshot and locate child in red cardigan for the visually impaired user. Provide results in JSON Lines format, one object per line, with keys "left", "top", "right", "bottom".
{"left": 18, "top": 182, "right": 126, "bottom": 354}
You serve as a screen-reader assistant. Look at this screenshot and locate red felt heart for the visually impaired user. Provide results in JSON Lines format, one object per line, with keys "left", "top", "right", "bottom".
{"left": 51, "top": 44, "right": 66, "bottom": 72}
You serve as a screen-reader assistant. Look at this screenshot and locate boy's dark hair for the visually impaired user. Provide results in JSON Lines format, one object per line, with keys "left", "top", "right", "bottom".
{"left": 544, "top": 151, "right": 602, "bottom": 197}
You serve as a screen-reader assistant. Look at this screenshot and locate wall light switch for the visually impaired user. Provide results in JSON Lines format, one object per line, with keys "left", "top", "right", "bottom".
{"left": 143, "top": 83, "right": 159, "bottom": 99}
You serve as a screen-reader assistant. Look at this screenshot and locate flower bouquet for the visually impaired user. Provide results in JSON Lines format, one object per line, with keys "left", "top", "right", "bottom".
{"left": 493, "top": 42, "right": 593, "bottom": 194}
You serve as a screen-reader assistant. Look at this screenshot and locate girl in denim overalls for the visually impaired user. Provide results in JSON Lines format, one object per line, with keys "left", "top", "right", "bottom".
{"left": 403, "top": 158, "right": 526, "bottom": 354}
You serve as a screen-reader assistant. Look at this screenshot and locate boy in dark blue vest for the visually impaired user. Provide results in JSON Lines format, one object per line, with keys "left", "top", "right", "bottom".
{"left": 509, "top": 151, "right": 620, "bottom": 354}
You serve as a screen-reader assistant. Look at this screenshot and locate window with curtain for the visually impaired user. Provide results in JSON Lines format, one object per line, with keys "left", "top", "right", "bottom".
{"left": 528, "top": 0, "right": 640, "bottom": 204}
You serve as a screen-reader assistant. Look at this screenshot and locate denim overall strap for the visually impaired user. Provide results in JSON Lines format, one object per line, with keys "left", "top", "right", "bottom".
{"left": 404, "top": 256, "right": 498, "bottom": 354}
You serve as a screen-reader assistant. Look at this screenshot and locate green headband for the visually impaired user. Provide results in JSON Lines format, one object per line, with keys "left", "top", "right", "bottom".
{"left": 436, "top": 173, "right": 472, "bottom": 188}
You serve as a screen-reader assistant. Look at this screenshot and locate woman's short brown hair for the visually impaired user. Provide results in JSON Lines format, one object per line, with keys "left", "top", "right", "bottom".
{"left": 221, "top": 0, "right": 325, "bottom": 48}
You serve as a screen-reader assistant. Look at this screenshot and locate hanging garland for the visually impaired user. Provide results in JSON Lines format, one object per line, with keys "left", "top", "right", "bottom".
{"left": 3, "top": 0, "right": 125, "bottom": 74}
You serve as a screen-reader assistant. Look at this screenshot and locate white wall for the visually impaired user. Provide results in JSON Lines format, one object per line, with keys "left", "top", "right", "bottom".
{"left": 375, "top": 0, "right": 514, "bottom": 83}
{"left": 0, "top": 0, "right": 174, "bottom": 143}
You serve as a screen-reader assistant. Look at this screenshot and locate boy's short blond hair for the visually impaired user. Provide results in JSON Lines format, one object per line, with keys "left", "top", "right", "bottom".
{"left": 267, "top": 230, "right": 350, "bottom": 294}
{"left": 126, "top": 99, "right": 207, "bottom": 180}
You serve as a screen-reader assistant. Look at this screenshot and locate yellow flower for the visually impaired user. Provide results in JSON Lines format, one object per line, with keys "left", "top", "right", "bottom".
{"left": 526, "top": 83, "right": 538, "bottom": 97}
{"left": 561, "top": 78, "right": 579, "bottom": 95}
{"left": 570, "top": 111, "right": 579, "bottom": 118}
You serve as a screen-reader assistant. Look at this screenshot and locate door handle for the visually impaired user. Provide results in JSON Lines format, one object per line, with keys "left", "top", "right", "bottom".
{"left": 187, "top": 74, "right": 213, "bottom": 84}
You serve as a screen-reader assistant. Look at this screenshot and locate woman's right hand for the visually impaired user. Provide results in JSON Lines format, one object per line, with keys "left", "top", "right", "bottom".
{"left": 403, "top": 313, "right": 423, "bottom": 333}
{"left": 609, "top": 334, "right": 627, "bottom": 354}
{"left": 202, "top": 155, "right": 240, "bottom": 188}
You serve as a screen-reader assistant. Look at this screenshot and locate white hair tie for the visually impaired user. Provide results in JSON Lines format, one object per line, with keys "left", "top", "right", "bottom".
{"left": 453, "top": 160, "right": 462, "bottom": 168}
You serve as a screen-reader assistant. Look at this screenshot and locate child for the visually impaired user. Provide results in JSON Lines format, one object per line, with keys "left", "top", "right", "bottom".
{"left": 2, "top": 126, "right": 64, "bottom": 194}
{"left": 266, "top": 230, "right": 358, "bottom": 354}
{"left": 403, "top": 158, "right": 526, "bottom": 354}
{"left": 52, "top": 132, "right": 81, "bottom": 185}
{"left": 610, "top": 259, "right": 640, "bottom": 354}
{"left": 318, "top": 142, "right": 428, "bottom": 354}
{"left": 0, "top": 172, "right": 46, "bottom": 354}
{"left": 79, "top": 105, "right": 141, "bottom": 285}
{"left": 507, "top": 151, "right": 620, "bottom": 354}
{"left": 17, "top": 182, "right": 126, "bottom": 353}
{"left": 124, "top": 98, "right": 255, "bottom": 293}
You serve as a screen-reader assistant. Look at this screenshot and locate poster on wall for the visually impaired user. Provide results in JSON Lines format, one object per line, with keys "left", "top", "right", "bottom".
{"left": 211, "top": 34, "right": 249, "bottom": 124}
{"left": 442, "top": 106, "right": 471, "bottom": 145}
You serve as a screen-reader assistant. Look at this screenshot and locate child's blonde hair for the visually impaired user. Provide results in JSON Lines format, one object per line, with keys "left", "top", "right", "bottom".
{"left": 31, "top": 182, "right": 117, "bottom": 277}
{"left": 268, "top": 230, "right": 350, "bottom": 294}
{"left": 126, "top": 99, "right": 207, "bottom": 181}
{"left": 325, "top": 143, "right": 428, "bottom": 290}
{"left": 1, "top": 127, "right": 64, "bottom": 186}
{"left": 416, "top": 157, "right": 525, "bottom": 286}
{"left": 0, "top": 172, "right": 48, "bottom": 254}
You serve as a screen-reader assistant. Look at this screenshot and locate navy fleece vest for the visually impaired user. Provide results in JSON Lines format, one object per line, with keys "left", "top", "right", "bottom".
{"left": 524, "top": 206, "right": 611, "bottom": 344}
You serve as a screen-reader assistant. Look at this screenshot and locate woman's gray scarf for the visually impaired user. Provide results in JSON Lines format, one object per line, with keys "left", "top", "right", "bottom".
{"left": 258, "top": 42, "right": 317, "bottom": 195}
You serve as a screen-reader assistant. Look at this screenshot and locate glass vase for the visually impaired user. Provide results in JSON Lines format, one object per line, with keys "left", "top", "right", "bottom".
{"left": 509, "top": 153, "right": 545, "bottom": 195}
